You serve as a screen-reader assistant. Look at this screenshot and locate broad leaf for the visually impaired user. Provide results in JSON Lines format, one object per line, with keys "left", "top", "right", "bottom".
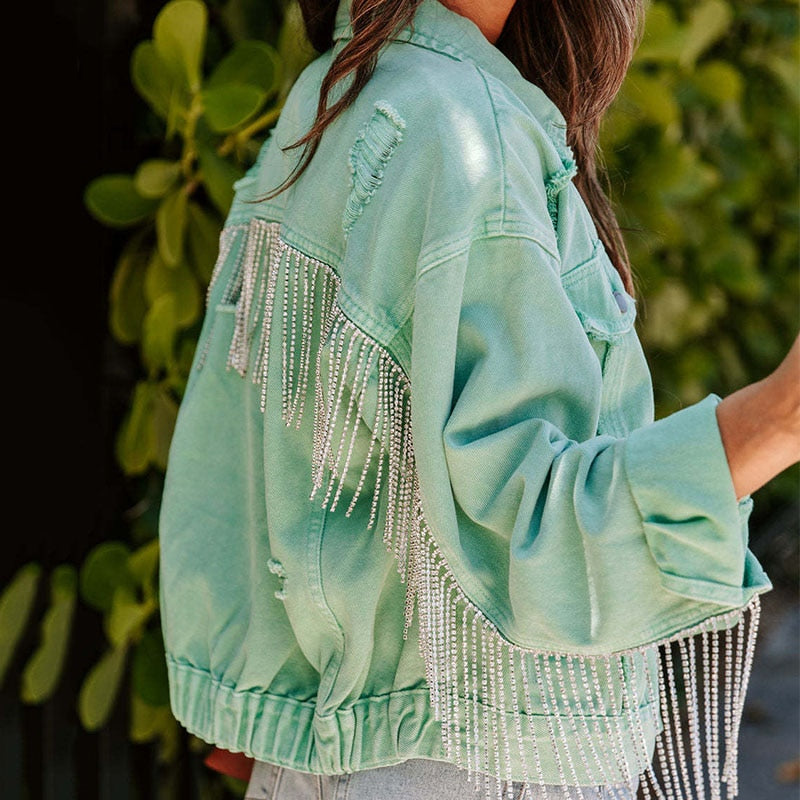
{"left": 635, "top": 3, "right": 685, "bottom": 64}
{"left": 624, "top": 70, "right": 680, "bottom": 127}
{"left": 131, "top": 627, "right": 170, "bottom": 706}
{"left": 198, "top": 145, "right": 244, "bottom": 216}
{"left": 109, "top": 239, "right": 150, "bottom": 345}
{"left": 79, "top": 541, "right": 136, "bottom": 612}
{"left": 152, "top": 389, "right": 179, "bottom": 471}
{"left": 207, "top": 40, "right": 281, "bottom": 95}
{"left": 0, "top": 563, "right": 42, "bottom": 687}
{"left": 691, "top": 61, "right": 743, "bottom": 105}
{"left": 131, "top": 41, "right": 179, "bottom": 120}
{"left": 20, "top": 566, "right": 77, "bottom": 704}
{"left": 202, "top": 84, "right": 266, "bottom": 132}
{"left": 145, "top": 253, "right": 201, "bottom": 329}
{"left": 85, "top": 175, "right": 158, "bottom": 228}
{"left": 153, "top": 0, "right": 207, "bottom": 93}
{"left": 277, "top": 0, "right": 316, "bottom": 95}
{"left": 78, "top": 643, "right": 129, "bottom": 731}
{"left": 130, "top": 692, "right": 172, "bottom": 743}
{"left": 219, "top": 0, "right": 282, "bottom": 43}
{"left": 116, "top": 381, "right": 157, "bottom": 475}
{"left": 187, "top": 202, "right": 223, "bottom": 284}
{"left": 156, "top": 189, "right": 188, "bottom": 267}
{"left": 128, "top": 540, "right": 160, "bottom": 604}
{"left": 106, "top": 585, "right": 157, "bottom": 647}
{"left": 142, "top": 293, "right": 180, "bottom": 373}
{"left": 135, "top": 159, "right": 182, "bottom": 199}
{"left": 682, "top": 0, "right": 732, "bottom": 68}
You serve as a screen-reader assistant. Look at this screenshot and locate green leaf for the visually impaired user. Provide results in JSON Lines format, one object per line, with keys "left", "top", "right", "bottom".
{"left": 623, "top": 69, "right": 680, "bottom": 127}
{"left": 219, "top": 0, "right": 282, "bottom": 43}
{"left": 78, "top": 643, "right": 129, "bottom": 731}
{"left": 131, "top": 41, "right": 179, "bottom": 121}
{"left": 142, "top": 293, "right": 180, "bottom": 373}
{"left": 156, "top": 713, "right": 182, "bottom": 762}
{"left": 277, "top": 0, "right": 316, "bottom": 95}
{"left": 156, "top": 189, "right": 188, "bottom": 267}
{"left": 682, "top": 0, "right": 733, "bottom": 68}
{"left": 79, "top": 541, "right": 136, "bottom": 612}
{"left": 748, "top": 50, "right": 800, "bottom": 106}
{"left": 116, "top": 381, "right": 157, "bottom": 475}
{"left": 130, "top": 692, "right": 172, "bottom": 743}
{"left": 691, "top": 60, "right": 743, "bottom": 105}
{"left": 0, "top": 563, "right": 42, "bottom": 688}
{"left": 85, "top": 175, "right": 159, "bottom": 228}
{"left": 198, "top": 145, "right": 244, "bottom": 216}
{"left": 207, "top": 40, "right": 281, "bottom": 95}
{"left": 187, "top": 202, "right": 222, "bottom": 284}
{"left": 635, "top": 3, "right": 685, "bottom": 64}
{"left": 128, "top": 540, "right": 160, "bottom": 594}
{"left": 599, "top": 105, "right": 639, "bottom": 150}
{"left": 706, "top": 234, "right": 765, "bottom": 299}
{"left": 153, "top": 0, "right": 208, "bottom": 93}
{"left": 640, "top": 142, "right": 719, "bottom": 206}
{"left": 106, "top": 586, "right": 157, "bottom": 647}
{"left": 109, "top": 239, "right": 150, "bottom": 345}
{"left": 152, "top": 389, "right": 179, "bottom": 471}
{"left": 20, "top": 566, "right": 77, "bottom": 704}
{"left": 202, "top": 84, "right": 266, "bottom": 132}
{"left": 135, "top": 160, "right": 182, "bottom": 199}
{"left": 643, "top": 281, "right": 694, "bottom": 348}
{"left": 131, "top": 627, "right": 170, "bottom": 706}
{"left": 145, "top": 252, "right": 201, "bottom": 330}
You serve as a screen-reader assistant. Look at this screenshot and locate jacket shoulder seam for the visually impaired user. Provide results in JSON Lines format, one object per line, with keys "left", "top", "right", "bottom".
{"left": 417, "top": 226, "right": 561, "bottom": 281}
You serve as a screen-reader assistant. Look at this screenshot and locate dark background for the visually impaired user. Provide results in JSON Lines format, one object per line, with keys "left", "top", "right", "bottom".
{"left": 0, "top": 4, "right": 200, "bottom": 798}
{"left": 6, "top": 0, "right": 167, "bottom": 572}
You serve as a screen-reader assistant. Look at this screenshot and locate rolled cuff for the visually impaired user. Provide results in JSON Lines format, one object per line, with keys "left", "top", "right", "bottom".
{"left": 623, "top": 392, "right": 770, "bottom": 607}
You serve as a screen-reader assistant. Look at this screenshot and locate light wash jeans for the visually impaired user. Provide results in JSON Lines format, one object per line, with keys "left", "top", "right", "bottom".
{"left": 243, "top": 757, "right": 640, "bottom": 799}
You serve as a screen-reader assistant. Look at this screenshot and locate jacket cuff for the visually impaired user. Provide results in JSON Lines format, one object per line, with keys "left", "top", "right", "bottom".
{"left": 623, "top": 392, "right": 761, "bottom": 607}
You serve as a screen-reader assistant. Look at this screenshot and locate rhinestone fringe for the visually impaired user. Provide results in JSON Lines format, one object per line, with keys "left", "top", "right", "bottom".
{"left": 198, "top": 219, "right": 763, "bottom": 800}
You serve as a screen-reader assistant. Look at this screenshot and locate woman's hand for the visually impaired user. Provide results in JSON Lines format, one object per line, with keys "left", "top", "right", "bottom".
{"left": 715, "top": 331, "right": 800, "bottom": 501}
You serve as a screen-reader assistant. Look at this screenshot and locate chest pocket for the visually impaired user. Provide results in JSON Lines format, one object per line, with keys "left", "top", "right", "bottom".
{"left": 560, "top": 240, "right": 638, "bottom": 434}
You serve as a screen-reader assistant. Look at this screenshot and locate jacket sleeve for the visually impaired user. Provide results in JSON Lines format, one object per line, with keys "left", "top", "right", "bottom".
{"left": 408, "top": 231, "right": 770, "bottom": 653}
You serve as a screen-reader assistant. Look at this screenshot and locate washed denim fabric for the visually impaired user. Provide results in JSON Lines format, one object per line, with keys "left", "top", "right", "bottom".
{"left": 158, "top": 0, "right": 771, "bottom": 794}
{"left": 243, "top": 758, "right": 640, "bottom": 800}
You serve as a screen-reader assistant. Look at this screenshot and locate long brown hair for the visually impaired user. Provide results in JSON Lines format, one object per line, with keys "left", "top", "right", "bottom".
{"left": 261, "top": 0, "right": 644, "bottom": 296}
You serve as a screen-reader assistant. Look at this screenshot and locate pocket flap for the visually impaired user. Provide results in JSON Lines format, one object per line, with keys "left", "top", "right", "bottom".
{"left": 560, "top": 241, "right": 637, "bottom": 341}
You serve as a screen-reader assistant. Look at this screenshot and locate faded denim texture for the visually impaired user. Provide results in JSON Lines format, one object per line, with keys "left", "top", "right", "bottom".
{"left": 244, "top": 758, "right": 640, "bottom": 800}
{"left": 158, "top": 0, "right": 772, "bottom": 791}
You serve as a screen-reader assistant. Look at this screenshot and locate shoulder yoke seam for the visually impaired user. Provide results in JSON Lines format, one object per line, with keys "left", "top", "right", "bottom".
{"left": 416, "top": 228, "right": 561, "bottom": 281}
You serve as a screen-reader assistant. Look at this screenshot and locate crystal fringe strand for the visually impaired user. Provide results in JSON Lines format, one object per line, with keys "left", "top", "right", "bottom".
{"left": 198, "top": 219, "right": 763, "bottom": 800}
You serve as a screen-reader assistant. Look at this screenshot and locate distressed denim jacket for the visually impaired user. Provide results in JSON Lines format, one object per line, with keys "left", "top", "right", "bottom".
{"left": 158, "top": 1, "right": 772, "bottom": 797}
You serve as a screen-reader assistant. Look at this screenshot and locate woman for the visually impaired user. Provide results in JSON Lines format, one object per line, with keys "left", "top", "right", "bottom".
{"left": 157, "top": 0, "right": 800, "bottom": 798}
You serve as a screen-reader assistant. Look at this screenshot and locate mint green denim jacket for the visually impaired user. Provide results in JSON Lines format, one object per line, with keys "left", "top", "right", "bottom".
{"left": 158, "top": 1, "right": 772, "bottom": 797}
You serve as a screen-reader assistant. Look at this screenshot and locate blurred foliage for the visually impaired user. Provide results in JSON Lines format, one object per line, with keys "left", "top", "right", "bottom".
{"left": 600, "top": 0, "right": 799, "bottom": 514}
{"left": 1, "top": 0, "right": 316, "bottom": 781}
{"left": 1, "top": 0, "right": 797, "bottom": 794}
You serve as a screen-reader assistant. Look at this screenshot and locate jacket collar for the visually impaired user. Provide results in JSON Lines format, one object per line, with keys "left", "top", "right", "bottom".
{"left": 332, "top": 0, "right": 573, "bottom": 161}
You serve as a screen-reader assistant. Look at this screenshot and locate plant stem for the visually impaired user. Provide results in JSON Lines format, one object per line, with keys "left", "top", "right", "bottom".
{"left": 218, "top": 103, "right": 285, "bottom": 158}
{"left": 181, "top": 97, "right": 205, "bottom": 178}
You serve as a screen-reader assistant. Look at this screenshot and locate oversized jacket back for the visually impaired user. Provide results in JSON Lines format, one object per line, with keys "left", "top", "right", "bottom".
{"left": 158, "top": 0, "right": 771, "bottom": 796}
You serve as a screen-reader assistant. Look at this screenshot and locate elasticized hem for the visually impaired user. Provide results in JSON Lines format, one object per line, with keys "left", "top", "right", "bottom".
{"left": 166, "top": 655, "right": 447, "bottom": 774}
{"left": 166, "top": 655, "right": 660, "bottom": 781}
